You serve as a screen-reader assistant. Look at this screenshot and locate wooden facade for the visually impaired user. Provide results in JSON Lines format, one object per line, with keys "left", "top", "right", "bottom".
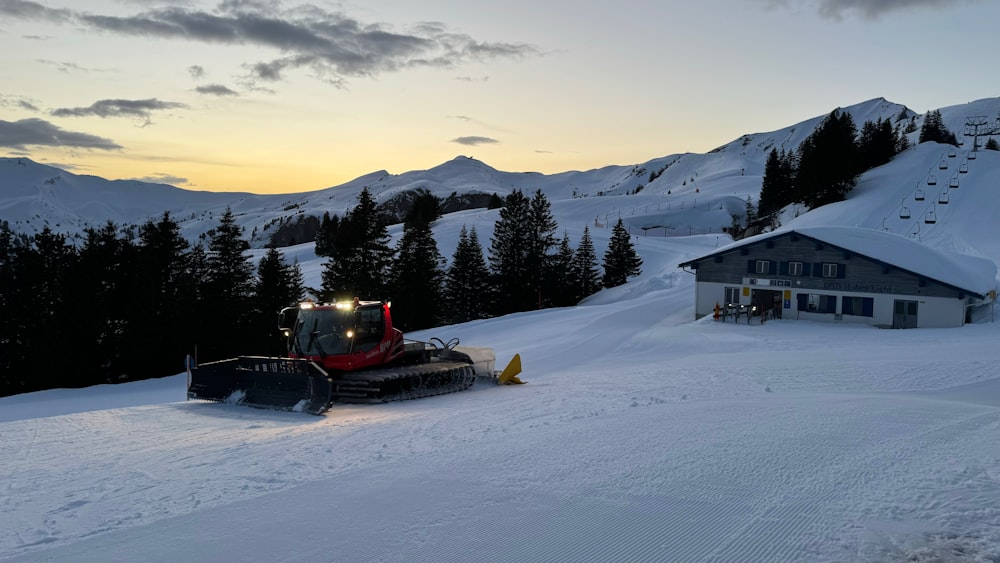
{"left": 679, "top": 229, "right": 992, "bottom": 328}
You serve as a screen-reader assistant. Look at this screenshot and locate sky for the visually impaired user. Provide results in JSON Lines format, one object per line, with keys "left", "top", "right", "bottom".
{"left": 0, "top": 0, "right": 998, "bottom": 194}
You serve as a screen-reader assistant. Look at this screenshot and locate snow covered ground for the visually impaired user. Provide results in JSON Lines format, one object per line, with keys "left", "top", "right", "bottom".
{"left": 2, "top": 230, "right": 999, "bottom": 562}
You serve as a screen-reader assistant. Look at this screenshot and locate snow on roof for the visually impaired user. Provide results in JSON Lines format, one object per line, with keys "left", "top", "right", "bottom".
{"left": 683, "top": 226, "right": 998, "bottom": 297}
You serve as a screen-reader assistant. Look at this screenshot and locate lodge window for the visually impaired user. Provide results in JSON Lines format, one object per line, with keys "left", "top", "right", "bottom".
{"left": 842, "top": 296, "right": 874, "bottom": 317}
{"left": 822, "top": 263, "right": 839, "bottom": 278}
{"left": 756, "top": 260, "right": 770, "bottom": 274}
{"left": 724, "top": 286, "right": 741, "bottom": 306}
{"left": 797, "top": 293, "right": 837, "bottom": 314}
{"left": 788, "top": 261, "right": 803, "bottom": 276}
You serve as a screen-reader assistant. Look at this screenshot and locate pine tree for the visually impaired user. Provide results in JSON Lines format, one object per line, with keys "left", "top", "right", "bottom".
{"left": 918, "top": 110, "right": 957, "bottom": 145}
{"left": 208, "top": 208, "right": 255, "bottom": 298}
{"left": 547, "top": 232, "right": 576, "bottom": 307}
{"left": 314, "top": 212, "right": 339, "bottom": 257}
{"left": 389, "top": 219, "right": 445, "bottom": 331}
{"left": 446, "top": 225, "right": 490, "bottom": 324}
{"left": 602, "top": 218, "right": 642, "bottom": 288}
{"left": 488, "top": 190, "right": 533, "bottom": 314}
{"left": 31, "top": 227, "right": 75, "bottom": 322}
{"left": 985, "top": 138, "right": 999, "bottom": 151}
{"left": 135, "top": 211, "right": 190, "bottom": 314}
{"left": 254, "top": 247, "right": 305, "bottom": 355}
{"left": 204, "top": 208, "right": 256, "bottom": 359}
{"left": 758, "top": 148, "right": 796, "bottom": 218}
{"left": 404, "top": 189, "right": 442, "bottom": 228}
{"left": 19, "top": 228, "right": 78, "bottom": 389}
{"left": 176, "top": 242, "right": 211, "bottom": 358}
{"left": 744, "top": 196, "right": 757, "bottom": 226}
{"left": 571, "top": 226, "right": 601, "bottom": 302}
{"left": 796, "top": 110, "right": 860, "bottom": 209}
{"left": 918, "top": 110, "right": 939, "bottom": 144}
{"left": 1, "top": 224, "right": 39, "bottom": 393}
{"left": 528, "top": 190, "right": 558, "bottom": 308}
{"left": 758, "top": 148, "right": 782, "bottom": 218}
{"left": 126, "top": 212, "right": 191, "bottom": 376}
{"left": 895, "top": 122, "right": 912, "bottom": 153}
{"left": 70, "top": 222, "right": 137, "bottom": 384}
{"left": 857, "top": 117, "right": 899, "bottom": 171}
{"left": 321, "top": 187, "right": 393, "bottom": 300}
{"left": 0, "top": 222, "right": 17, "bottom": 393}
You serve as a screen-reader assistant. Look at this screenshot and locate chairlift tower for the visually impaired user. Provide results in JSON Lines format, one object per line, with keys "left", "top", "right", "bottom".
{"left": 963, "top": 116, "right": 1000, "bottom": 153}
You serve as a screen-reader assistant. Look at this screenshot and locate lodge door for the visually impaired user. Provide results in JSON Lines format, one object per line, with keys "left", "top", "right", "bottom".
{"left": 892, "top": 300, "right": 918, "bottom": 329}
{"left": 751, "top": 289, "right": 782, "bottom": 320}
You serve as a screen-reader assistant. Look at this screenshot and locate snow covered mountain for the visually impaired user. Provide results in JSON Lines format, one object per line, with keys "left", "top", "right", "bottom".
{"left": 5, "top": 96, "right": 996, "bottom": 249}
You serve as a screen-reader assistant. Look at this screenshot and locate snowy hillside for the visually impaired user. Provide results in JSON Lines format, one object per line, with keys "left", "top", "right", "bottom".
{"left": 3, "top": 96, "right": 1000, "bottom": 562}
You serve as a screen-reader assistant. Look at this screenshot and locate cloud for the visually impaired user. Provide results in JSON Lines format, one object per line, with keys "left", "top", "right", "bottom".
{"left": 188, "top": 64, "right": 205, "bottom": 79}
{"left": 0, "top": 117, "right": 122, "bottom": 150}
{"left": 451, "top": 136, "right": 499, "bottom": 146}
{"left": 128, "top": 172, "right": 188, "bottom": 185}
{"left": 759, "top": 0, "right": 982, "bottom": 19}
{"left": 0, "top": 0, "right": 71, "bottom": 22}
{"left": 195, "top": 84, "right": 238, "bottom": 96}
{"left": 448, "top": 114, "right": 507, "bottom": 133}
{"left": 50, "top": 98, "right": 188, "bottom": 126}
{"left": 35, "top": 59, "right": 114, "bottom": 73}
{"left": 1, "top": 1, "right": 541, "bottom": 87}
{"left": 0, "top": 94, "right": 39, "bottom": 111}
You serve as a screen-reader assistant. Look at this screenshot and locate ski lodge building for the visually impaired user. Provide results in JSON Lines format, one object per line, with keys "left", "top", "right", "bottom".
{"left": 678, "top": 226, "right": 997, "bottom": 328}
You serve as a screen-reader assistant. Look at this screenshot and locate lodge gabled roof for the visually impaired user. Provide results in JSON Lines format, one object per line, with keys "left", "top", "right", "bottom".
{"left": 679, "top": 226, "right": 997, "bottom": 299}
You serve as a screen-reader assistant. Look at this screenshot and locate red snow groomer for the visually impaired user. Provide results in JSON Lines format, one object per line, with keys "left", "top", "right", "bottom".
{"left": 187, "top": 299, "right": 522, "bottom": 415}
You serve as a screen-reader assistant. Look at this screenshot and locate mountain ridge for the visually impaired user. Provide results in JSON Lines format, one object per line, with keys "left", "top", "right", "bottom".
{"left": 2, "top": 96, "right": 997, "bottom": 248}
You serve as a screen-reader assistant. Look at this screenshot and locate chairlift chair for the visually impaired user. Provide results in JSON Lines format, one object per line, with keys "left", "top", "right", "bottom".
{"left": 924, "top": 205, "right": 937, "bottom": 224}
{"left": 914, "top": 188, "right": 925, "bottom": 201}
{"left": 949, "top": 175, "right": 959, "bottom": 189}
{"left": 926, "top": 174, "right": 937, "bottom": 186}
{"left": 939, "top": 159, "right": 948, "bottom": 170}
{"left": 959, "top": 163, "right": 969, "bottom": 174}
{"left": 938, "top": 191, "right": 949, "bottom": 204}
{"left": 969, "top": 151, "right": 977, "bottom": 160}
{"left": 948, "top": 148, "right": 957, "bottom": 158}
